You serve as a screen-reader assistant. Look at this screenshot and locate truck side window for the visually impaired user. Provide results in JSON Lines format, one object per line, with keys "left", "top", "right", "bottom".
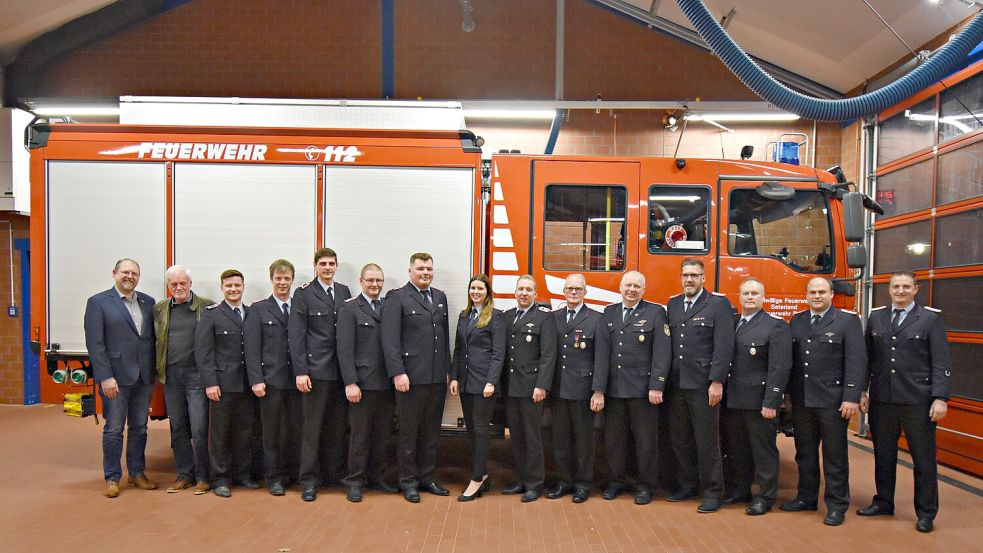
{"left": 728, "top": 189, "right": 833, "bottom": 273}
{"left": 544, "top": 185, "right": 626, "bottom": 271}
{"left": 647, "top": 186, "right": 711, "bottom": 253}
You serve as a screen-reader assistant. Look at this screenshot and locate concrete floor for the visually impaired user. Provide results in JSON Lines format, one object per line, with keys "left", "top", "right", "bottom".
{"left": 1, "top": 403, "right": 980, "bottom": 553}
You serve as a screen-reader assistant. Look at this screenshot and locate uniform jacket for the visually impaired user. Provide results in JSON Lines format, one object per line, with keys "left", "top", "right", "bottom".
{"left": 451, "top": 308, "right": 506, "bottom": 394}
{"left": 788, "top": 307, "right": 866, "bottom": 408}
{"left": 865, "top": 304, "right": 952, "bottom": 404}
{"left": 553, "top": 306, "right": 609, "bottom": 401}
{"left": 595, "top": 300, "right": 670, "bottom": 398}
{"left": 381, "top": 282, "right": 452, "bottom": 385}
{"left": 336, "top": 295, "right": 392, "bottom": 391}
{"left": 195, "top": 302, "right": 249, "bottom": 392}
{"left": 503, "top": 305, "right": 557, "bottom": 398}
{"left": 244, "top": 295, "right": 294, "bottom": 391}
{"left": 84, "top": 287, "right": 156, "bottom": 386}
{"left": 153, "top": 292, "right": 214, "bottom": 384}
{"left": 288, "top": 279, "right": 352, "bottom": 381}
{"left": 667, "top": 290, "right": 735, "bottom": 389}
{"left": 726, "top": 310, "right": 792, "bottom": 410}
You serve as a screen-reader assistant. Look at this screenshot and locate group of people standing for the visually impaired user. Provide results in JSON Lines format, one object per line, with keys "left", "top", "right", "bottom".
{"left": 83, "top": 253, "right": 950, "bottom": 533}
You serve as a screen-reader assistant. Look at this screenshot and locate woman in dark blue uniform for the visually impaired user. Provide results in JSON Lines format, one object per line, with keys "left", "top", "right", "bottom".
{"left": 449, "top": 274, "right": 505, "bottom": 501}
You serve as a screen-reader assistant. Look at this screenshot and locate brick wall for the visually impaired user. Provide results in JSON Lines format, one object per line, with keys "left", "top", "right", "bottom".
{"left": 0, "top": 213, "right": 29, "bottom": 404}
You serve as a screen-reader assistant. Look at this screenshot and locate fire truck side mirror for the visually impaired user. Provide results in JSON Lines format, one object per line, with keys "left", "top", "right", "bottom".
{"left": 847, "top": 244, "right": 867, "bottom": 269}
{"left": 842, "top": 192, "right": 865, "bottom": 242}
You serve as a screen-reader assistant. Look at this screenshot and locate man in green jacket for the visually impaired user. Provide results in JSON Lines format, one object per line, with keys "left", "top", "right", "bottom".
{"left": 154, "top": 265, "right": 214, "bottom": 495}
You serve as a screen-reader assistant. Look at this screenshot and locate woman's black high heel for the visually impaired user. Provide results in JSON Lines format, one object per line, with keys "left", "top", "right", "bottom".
{"left": 457, "top": 477, "right": 490, "bottom": 502}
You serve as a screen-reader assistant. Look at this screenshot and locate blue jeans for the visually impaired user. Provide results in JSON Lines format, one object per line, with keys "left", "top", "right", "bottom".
{"left": 100, "top": 381, "right": 155, "bottom": 481}
{"left": 164, "top": 372, "right": 210, "bottom": 482}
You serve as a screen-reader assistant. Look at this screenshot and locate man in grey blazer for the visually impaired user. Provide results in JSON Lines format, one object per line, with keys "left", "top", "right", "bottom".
{"left": 83, "top": 258, "right": 157, "bottom": 498}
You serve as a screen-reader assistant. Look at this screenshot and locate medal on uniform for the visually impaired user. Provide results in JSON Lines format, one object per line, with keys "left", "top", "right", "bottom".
{"left": 526, "top": 335, "right": 533, "bottom": 343}
{"left": 750, "top": 347, "right": 757, "bottom": 356}
{"left": 579, "top": 341, "right": 586, "bottom": 349}
{"left": 664, "top": 324, "right": 670, "bottom": 336}
{"left": 639, "top": 335, "right": 645, "bottom": 343}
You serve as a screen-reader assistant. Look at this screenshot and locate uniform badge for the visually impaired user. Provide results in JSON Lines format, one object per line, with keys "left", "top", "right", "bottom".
{"left": 526, "top": 323, "right": 535, "bottom": 327}
{"left": 749, "top": 347, "right": 757, "bottom": 356}
{"left": 638, "top": 335, "right": 645, "bottom": 343}
{"left": 664, "top": 324, "right": 670, "bottom": 336}
{"left": 526, "top": 335, "right": 533, "bottom": 343}
{"left": 825, "top": 332, "right": 835, "bottom": 337}
{"left": 579, "top": 342, "right": 587, "bottom": 349}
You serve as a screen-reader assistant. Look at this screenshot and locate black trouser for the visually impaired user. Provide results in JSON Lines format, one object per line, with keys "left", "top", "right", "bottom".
{"left": 668, "top": 386, "right": 724, "bottom": 499}
{"left": 259, "top": 387, "right": 302, "bottom": 486}
{"left": 506, "top": 396, "right": 545, "bottom": 491}
{"left": 605, "top": 397, "right": 659, "bottom": 490}
{"left": 298, "top": 379, "right": 348, "bottom": 489}
{"left": 395, "top": 382, "right": 446, "bottom": 490}
{"left": 461, "top": 392, "right": 496, "bottom": 481}
{"left": 344, "top": 389, "right": 395, "bottom": 487}
{"left": 163, "top": 368, "right": 210, "bottom": 483}
{"left": 208, "top": 390, "right": 254, "bottom": 488}
{"left": 791, "top": 406, "right": 850, "bottom": 511}
{"left": 552, "top": 397, "right": 596, "bottom": 491}
{"left": 869, "top": 400, "right": 939, "bottom": 520}
{"left": 723, "top": 408, "right": 780, "bottom": 503}
{"left": 658, "top": 401, "right": 678, "bottom": 492}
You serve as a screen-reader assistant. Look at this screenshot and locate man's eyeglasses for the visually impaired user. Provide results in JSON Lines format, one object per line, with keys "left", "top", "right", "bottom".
{"left": 681, "top": 273, "right": 705, "bottom": 279}
{"left": 563, "top": 287, "right": 585, "bottom": 293}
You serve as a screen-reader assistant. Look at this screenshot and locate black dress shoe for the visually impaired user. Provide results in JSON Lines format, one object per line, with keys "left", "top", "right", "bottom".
{"left": 301, "top": 487, "right": 316, "bottom": 502}
{"left": 421, "top": 482, "right": 449, "bottom": 496}
{"left": 501, "top": 483, "right": 525, "bottom": 495}
{"left": 346, "top": 486, "right": 363, "bottom": 503}
{"left": 697, "top": 498, "right": 723, "bottom": 513}
{"left": 857, "top": 503, "right": 894, "bottom": 517}
{"left": 666, "top": 489, "right": 699, "bottom": 502}
{"left": 520, "top": 489, "right": 541, "bottom": 503}
{"left": 546, "top": 486, "right": 573, "bottom": 500}
{"left": 368, "top": 481, "right": 400, "bottom": 494}
{"left": 634, "top": 489, "right": 652, "bottom": 505}
{"left": 602, "top": 484, "right": 624, "bottom": 500}
{"left": 269, "top": 482, "right": 286, "bottom": 496}
{"left": 237, "top": 479, "right": 261, "bottom": 489}
{"left": 780, "top": 498, "right": 818, "bottom": 512}
{"left": 572, "top": 489, "right": 589, "bottom": 503}
{"left": 404, "top": 488, "right": 421, "bottom": 503}
{"left": 824, "top": 511, "right": 845, "bottom": 526}
{"left": 213, "top": 485, "right": 231, "bottom": 498}
{"left": 746, "top": 500, "right": 772, "bottom": 516}
{"left": 916, "top": 518, "right": 934, "bottom": 533}
{"left": 722, "top": 493, "right": 752, "bottom": 505}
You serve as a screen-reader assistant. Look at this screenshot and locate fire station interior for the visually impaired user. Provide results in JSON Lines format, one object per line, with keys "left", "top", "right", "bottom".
{"left": 1, "top": 1, "right": 982, "bottom": 552}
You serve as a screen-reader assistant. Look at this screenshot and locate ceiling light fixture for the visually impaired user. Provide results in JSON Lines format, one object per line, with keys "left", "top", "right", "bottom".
{"left": 463, "top": 109, "right": 557, "bottom": 120}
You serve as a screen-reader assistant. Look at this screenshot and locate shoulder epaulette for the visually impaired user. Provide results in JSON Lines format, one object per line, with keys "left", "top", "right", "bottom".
{"left": 669, "top": 293, "right": 682, "bottom": 299}
{"left": 205, "top": 303, "right": 219, "bottom": 310}
{"left": 841, "top": 309, "right": 857, "bottom": 314}
{"left": 250, "top": 299, "right": 264, "bottom": 306}
{"left": 538, "top": 305, "right": 551, "bottom": 312}
{"left": 650, "top": 301, "right": 666, "bottom": 309}
{"left": 711, "top": 291, "right": 727, "bottom": 297}
{"left": 299, "top": 281, "right": 311, "bottom": 289}
{"left": 344, "top": 296, "right": 357, "bottom": 303}
{"left": 870, "top": 306, "right": 887, "bottom": 311}
{"left": 923, "top": 306, "right": 942, "bottom": 313}
{"left": 769, "top": 312, "right": 784, "bottom": 319}
{"left": 793, "top": 309, "right": 809, "bottom": 316}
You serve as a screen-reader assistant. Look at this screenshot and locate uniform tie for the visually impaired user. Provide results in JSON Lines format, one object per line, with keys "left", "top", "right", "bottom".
{"left": 623, "top": 306, "right": 634, "bottom": 322}
{"left": 234, "top": 306, "right": 242, "bottom": 320}
{"left": 811, "top": 314, "right": 821, "bottom": 327}
{"left": 469, "top": 308, "right": 478, "bottom": 322}
{"left": 892, "top": 308, "right": 903, "bottom": 330}
{"left": 514, "top": 309, "right": 525, "bottom": 326}
{"left": 283, "top": 303, "right": 290, "bottom": 317}
{"left": 566, "top": 309, "right": 574, "bottom": 324}
{"left": 327, "top": 287, "right": 334, "bottom": 301}
{"left": 421, "top": 289, "right": 432, "bottom": 304}
{"left": 372, "top": 299, "right": 381, "bottom": 312}
{"left": 737, "top": 317, "right": 747, "bottom": 331}
{"left": 684, "top": 299, "right": 692, "bottom": 313}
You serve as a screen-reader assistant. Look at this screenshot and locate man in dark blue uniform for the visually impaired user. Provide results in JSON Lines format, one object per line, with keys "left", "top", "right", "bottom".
{"left": 245, "top": 259, "right": 302, "bottom": 497}
{"left": 289, "top": 248, "right": 352, "bottom": 502}
{"left": 723, "top": 278, "right": 791, "bottom": 516}
{"left": 501, "top": 275, "right": 557, "bottom": 503}
{"left": 594, "top": 271, "right": 670, "bottom": 505}
{"left": 381, "top": 252, "right": 452, "bottom": 503}
{"left": 547, "top": 274, "right": 607, "bottom": 503}
{"left": 859, "top": 271, "right": 952, "bottom": 533}
{"left": 196, "top": 269, "right": 253, "bottom": 498}
{"left": 666, "top": 258, "right": 735, "bottom": 513}
{"left": 338, "top": 263, "right": 398, "bottom": 502}
{"left": 781, "top": 277, "right": 866, "bottom": 526}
